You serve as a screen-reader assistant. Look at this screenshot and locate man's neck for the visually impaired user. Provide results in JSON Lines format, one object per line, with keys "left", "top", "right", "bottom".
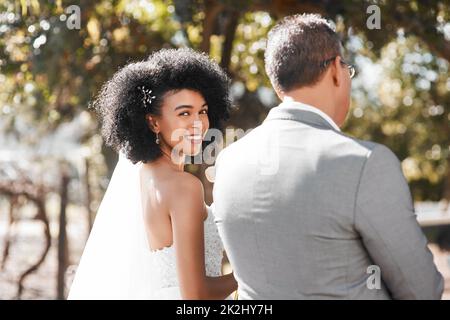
{"left": 281, "top": 89, "right": 337, "bottom": 124}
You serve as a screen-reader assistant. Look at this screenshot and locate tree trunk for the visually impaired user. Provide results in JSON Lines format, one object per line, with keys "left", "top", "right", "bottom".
{"left": 17, "top": 197, "right": 51, "bottom": 299}
{"left": 84, "top": 158, "right": 93, "bottom": 231}
{"left": 442, "top": 158, "right": 450, "bottom": 212}
{"left": 57, "top": 167, "right": 70, "bottom": 300}
{"left": 220, "top": 9, "right": 240, "bottom": 73}
{"left": 201, "top": 0, "right": 224, "bottom": 53}
{"left": 1, "top": 195, "right": 17, "bottom": 271}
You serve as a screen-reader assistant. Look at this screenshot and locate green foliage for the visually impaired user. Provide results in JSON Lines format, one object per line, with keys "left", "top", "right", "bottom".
{"left": 344, "top": 35, "right": 449, "bottom": 201}
{"left": 0, "top": 0, "right": 449, "bottom": 200}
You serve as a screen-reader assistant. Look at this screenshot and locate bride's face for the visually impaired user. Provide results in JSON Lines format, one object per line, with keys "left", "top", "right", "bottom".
{"left": 148, "top": 89, "right": 210, "bottom": 157}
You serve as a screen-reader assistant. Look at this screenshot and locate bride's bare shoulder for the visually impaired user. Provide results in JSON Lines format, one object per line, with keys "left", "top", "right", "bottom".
{"left": 171, "top": 171, "right": 204, "bottom": 198}
{"left": 168, "top": 172, "right": 206, "bottom": 218}
{"left": 140, "top": 163, "right": 203, "bottom": 197}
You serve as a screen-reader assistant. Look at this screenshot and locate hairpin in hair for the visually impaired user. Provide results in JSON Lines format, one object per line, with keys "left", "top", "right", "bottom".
{"left": 137, "top": 85, "right": 156, "bottom": 108}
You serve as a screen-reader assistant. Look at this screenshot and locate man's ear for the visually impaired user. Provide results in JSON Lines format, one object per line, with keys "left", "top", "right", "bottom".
{"left": 146, "top": 114, "right": 160, "bottom": 133}
{"left": 331, "top": 56, "right": 342, "bottom": 87}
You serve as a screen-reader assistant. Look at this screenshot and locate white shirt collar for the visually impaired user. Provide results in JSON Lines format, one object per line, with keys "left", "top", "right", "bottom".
{"left": 280, "top": 97, "right": 341, "bottom": 132}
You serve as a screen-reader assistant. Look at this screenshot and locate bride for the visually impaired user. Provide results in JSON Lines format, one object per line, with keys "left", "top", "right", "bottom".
{"left": 68, "top": 48, "right": 237, "bottom": 299}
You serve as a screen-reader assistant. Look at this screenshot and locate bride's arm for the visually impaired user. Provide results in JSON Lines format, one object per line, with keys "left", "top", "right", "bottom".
{"left": 203, "top": 272, "right": 237, "bottom": 299}
{"left": 169, "top": 173, "right": 237, "bottom": 300}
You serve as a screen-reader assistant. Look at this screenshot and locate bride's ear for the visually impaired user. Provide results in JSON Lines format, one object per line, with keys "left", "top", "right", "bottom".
{"left": 146, "top": 114, "right": 160, "bottom": 134}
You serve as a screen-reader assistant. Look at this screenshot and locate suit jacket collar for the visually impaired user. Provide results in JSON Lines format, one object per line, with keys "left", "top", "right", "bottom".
{"left": 265, "top": 99, "right": 341, "bottom": 132}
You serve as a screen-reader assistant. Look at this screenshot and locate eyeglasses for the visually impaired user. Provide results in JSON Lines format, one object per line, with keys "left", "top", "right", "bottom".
{"left": 321, "top": 56, "right": 356, "bottom": 79}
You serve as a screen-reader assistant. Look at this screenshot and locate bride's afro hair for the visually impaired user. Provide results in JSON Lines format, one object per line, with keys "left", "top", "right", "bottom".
{"left": 93, "top": 48, "right": 232, "bottom": 164}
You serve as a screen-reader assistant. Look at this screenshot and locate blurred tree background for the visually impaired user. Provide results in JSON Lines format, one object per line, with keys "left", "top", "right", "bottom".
{"left": 0, "top": 0, "right": 449, "bottom": 298}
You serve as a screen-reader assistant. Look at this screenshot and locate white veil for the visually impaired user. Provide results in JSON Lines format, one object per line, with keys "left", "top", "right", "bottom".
{"left": 68, "top": 152, "right": 159, "bottom": 299}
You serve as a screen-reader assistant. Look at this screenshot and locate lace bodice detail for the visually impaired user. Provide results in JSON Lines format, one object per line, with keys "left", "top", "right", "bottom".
{"left": 149, "top": 206, "right": 224, "bottom": 289}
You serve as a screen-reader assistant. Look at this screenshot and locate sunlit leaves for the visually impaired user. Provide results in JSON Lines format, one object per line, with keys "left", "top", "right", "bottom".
{"left": 230, "top": 11, "right": 273, "bottom": 92}
{"left": 1, "top": 0, "right": 449, "bottom": 200}
{"left": 344, "top": 34, "right": 449, "bottom": 200}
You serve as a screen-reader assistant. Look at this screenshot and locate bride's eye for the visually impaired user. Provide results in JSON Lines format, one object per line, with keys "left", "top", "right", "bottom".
{"left": 179, "top": 111, "right": 190, "bottom": 116}
{"left": 200, "top": 109, "right": 208, "bottom": 114}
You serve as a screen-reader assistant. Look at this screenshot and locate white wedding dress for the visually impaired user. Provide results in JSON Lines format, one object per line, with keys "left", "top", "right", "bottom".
{"left": 68, "top": 153, "right": 226, "bottom": 300}
{"left": 150, "top": 206, "right": 225, "bottom": 299}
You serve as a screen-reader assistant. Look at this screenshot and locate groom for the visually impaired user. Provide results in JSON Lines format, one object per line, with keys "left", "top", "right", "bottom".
{"left": 212, "top": 13, "right": 444, "bottom": 299}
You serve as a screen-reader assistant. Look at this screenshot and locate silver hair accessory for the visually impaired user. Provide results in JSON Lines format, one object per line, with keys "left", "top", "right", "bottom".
{"left": 137, "top": 85, "right": 156, "bottom": 108}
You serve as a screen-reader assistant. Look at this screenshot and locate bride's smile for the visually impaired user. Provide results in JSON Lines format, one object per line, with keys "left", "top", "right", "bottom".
{"left": 146, "top": 89, "right": 210, "bottom": 160}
